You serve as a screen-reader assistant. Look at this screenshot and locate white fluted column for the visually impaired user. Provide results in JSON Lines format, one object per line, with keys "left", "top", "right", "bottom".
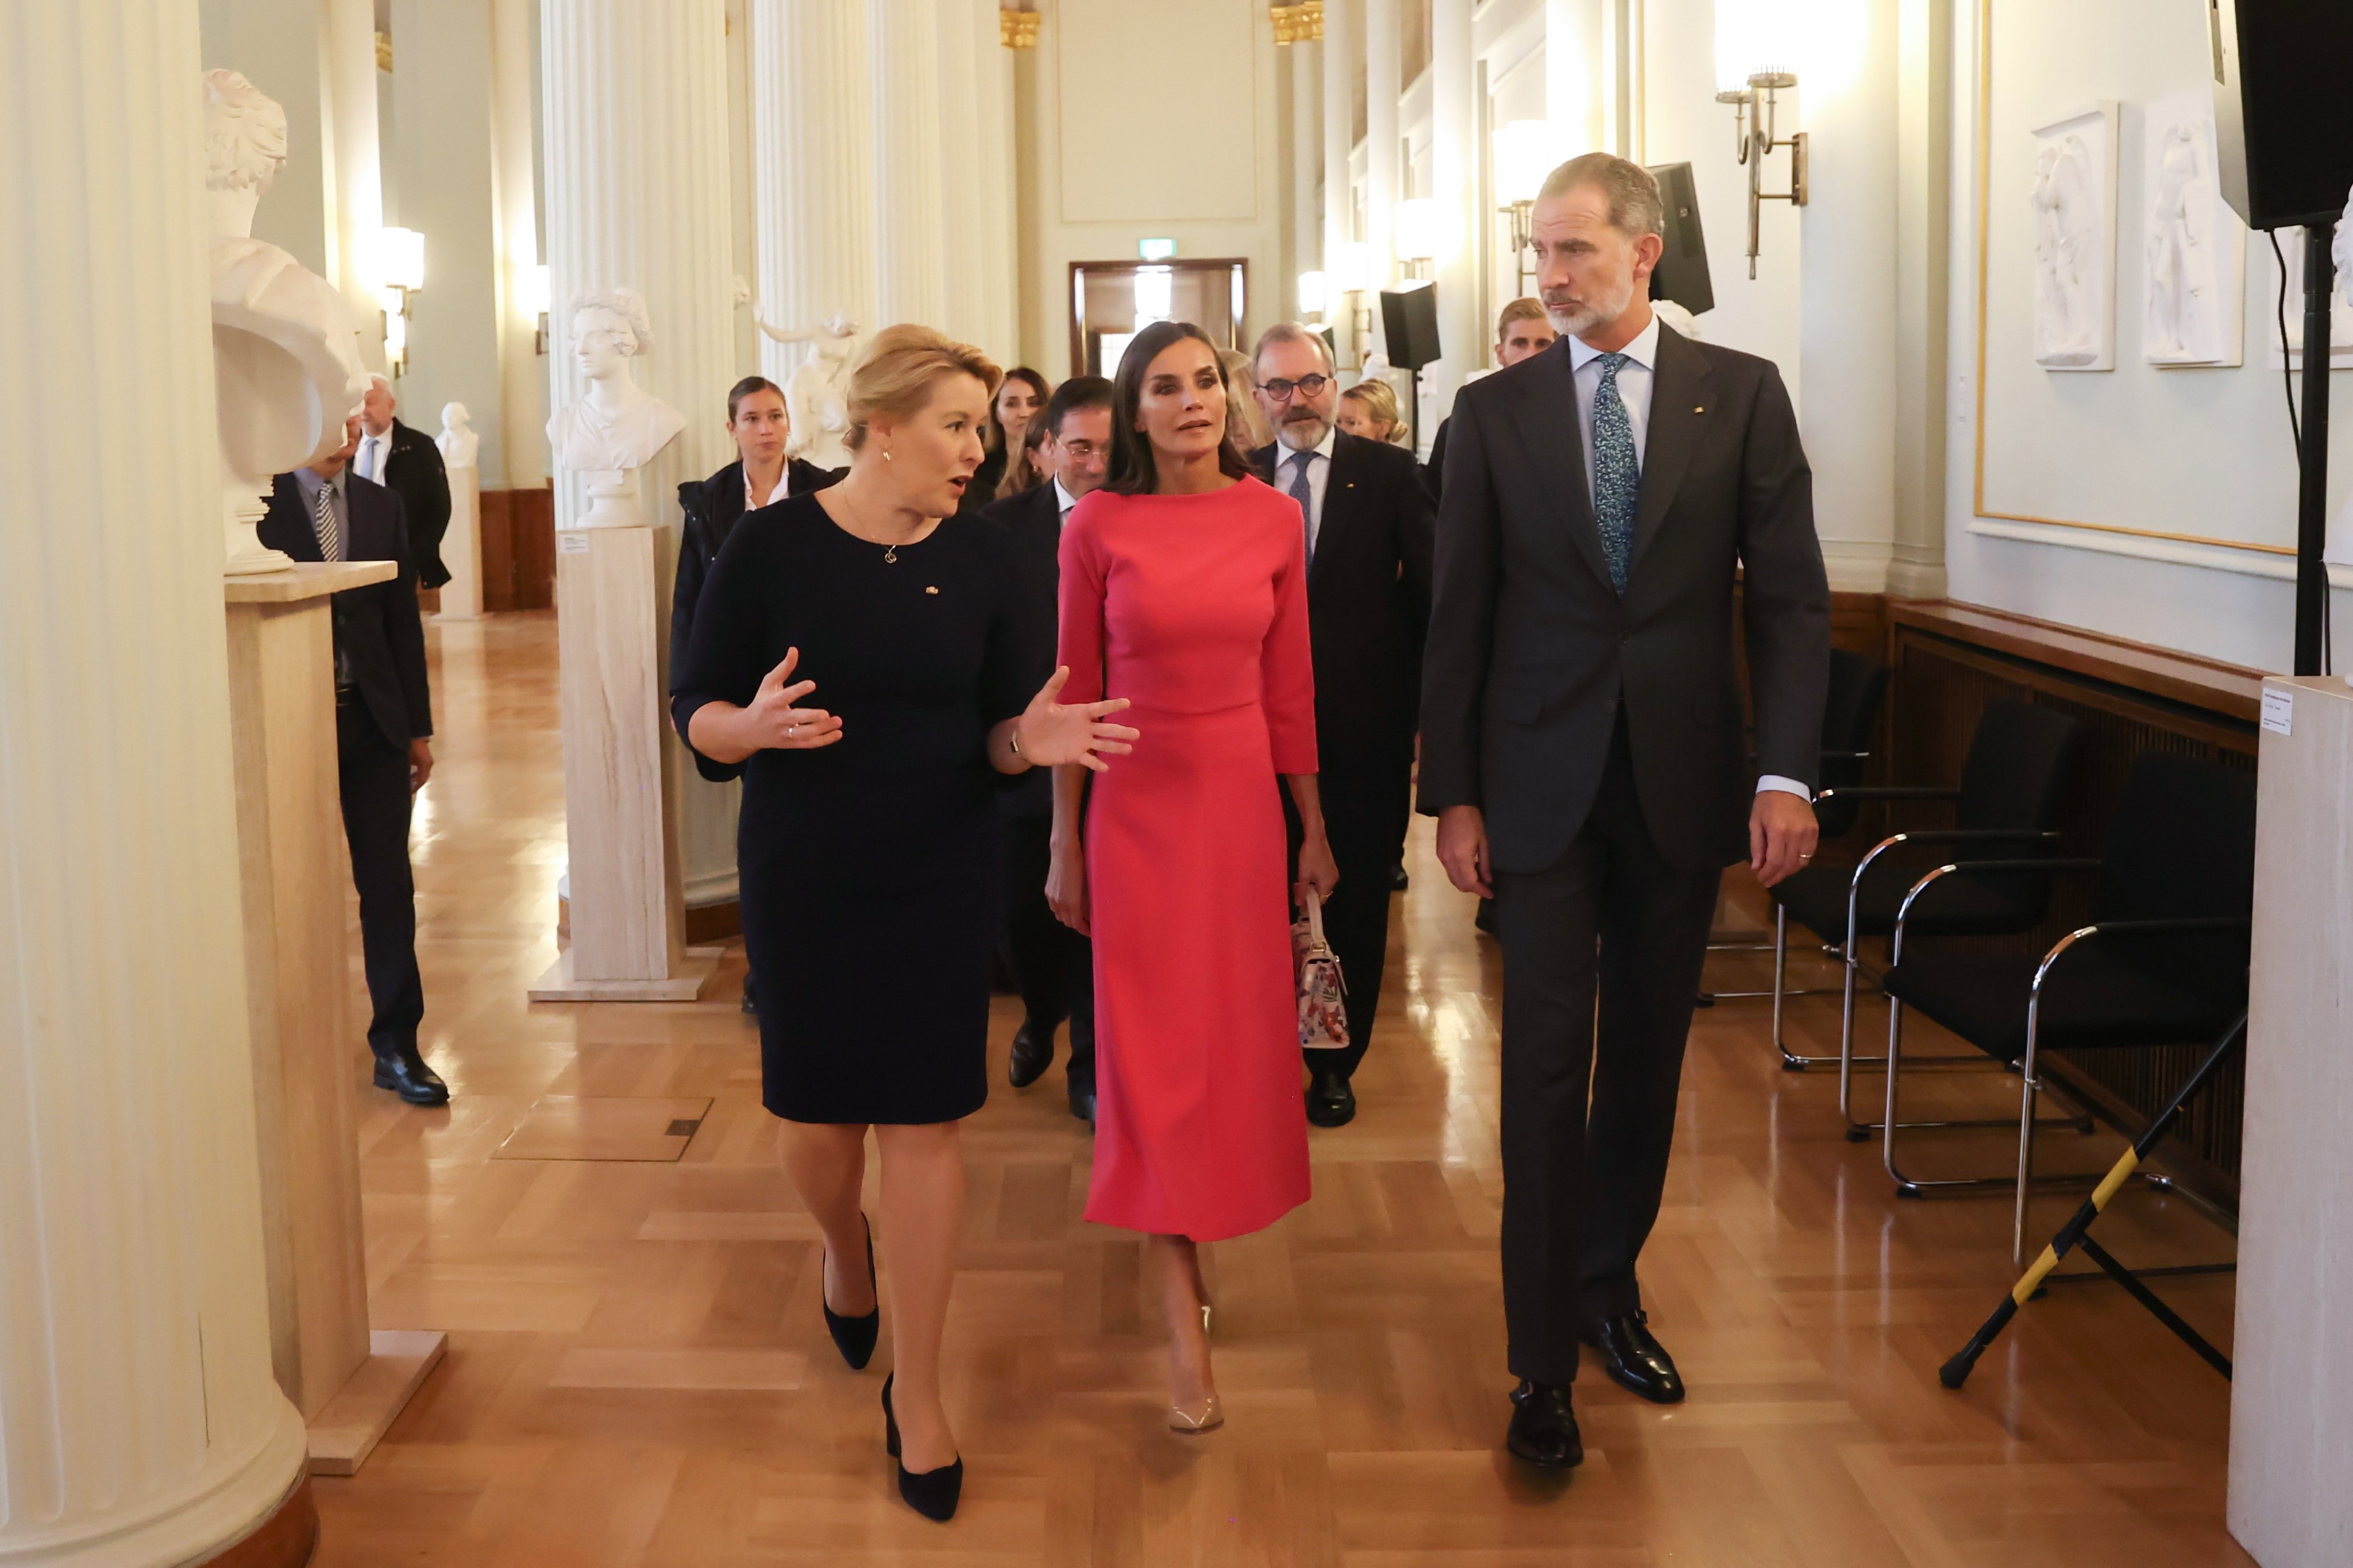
{"left": 972, "top": 0, "right": 1020, "bottom": 365}
{"left": 869, "top": 0, "right": 948, "bottom": 327}
{"left": 1322, "top": 0, "right": 1356, "bottom": 364}
{"left": 491, "top": 0, "right": 546, "bottom": 489}
{"left": 751, "top": 0, "right": 877, "bottom": 384}
{"left": 542, "top": 0, "right": 738, "bottom": 982}
{"left": 1546, "top": 0, "right": 1600, "bottom": 152}
{"left": 1290, "top": 28, "right": 1321, "bottom": 320}
{"left": 1428, "top": 0, "right": 1476, "bottom": 418}
{"left": 1363, "top": 0, "right": 1401, "bottom": 343}
{"left": 935, "top": 0, "right": 986, "bottom": 347}
{"left": 0, "top": 2, "right": 311, "bottom": 1562}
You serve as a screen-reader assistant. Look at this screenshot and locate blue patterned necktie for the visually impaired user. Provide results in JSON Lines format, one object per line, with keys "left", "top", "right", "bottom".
{"left": 1590, "top": 352, "right": 1638, "bottom": 594}
{"left": 1288, "top": 449, "right": 1317, "bottom": 562}
{"left": 311, "top": 480, "right": 339, "bottom": 562}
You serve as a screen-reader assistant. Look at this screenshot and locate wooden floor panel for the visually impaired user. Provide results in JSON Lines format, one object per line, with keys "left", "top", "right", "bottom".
{"left": 314, "top": 613, "right": 2251, "bottom": 1566}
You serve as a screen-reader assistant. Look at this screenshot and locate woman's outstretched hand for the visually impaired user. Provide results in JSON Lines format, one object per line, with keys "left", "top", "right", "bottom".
{"left": 745, "top": 647, "right": 843, "bottom": 751}
{"left": 1016, "top": 667, "right": 1138, "bottom": 771}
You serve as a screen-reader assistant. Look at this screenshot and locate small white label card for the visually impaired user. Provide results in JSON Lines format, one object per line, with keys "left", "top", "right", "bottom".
{"left": 2260, "top": 685, "right": 2293, "bottom": 736}
{"left": 558, "top": 532, "right": 589, "bottom": 554}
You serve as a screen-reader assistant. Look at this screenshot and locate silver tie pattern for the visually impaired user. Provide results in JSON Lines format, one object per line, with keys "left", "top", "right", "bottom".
{"left": 1289, "top": 449, "right": 1317, "bottom": 562}
{"left": 1590, "top": 352, "right": 1638, "bottom": 594}
{"left": 311, "top": 480, "right": 338, "bottom": 562}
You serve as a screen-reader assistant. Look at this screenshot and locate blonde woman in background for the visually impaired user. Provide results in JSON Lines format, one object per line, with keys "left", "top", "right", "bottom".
{"left": 1220, "top": 346, "right": 1277, "bottom": 450}
{"left": 1336, "top": 376, "right": 1411, "bottom": 449}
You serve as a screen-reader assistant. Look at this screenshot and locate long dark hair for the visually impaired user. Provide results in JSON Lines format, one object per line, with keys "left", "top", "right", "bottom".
{"left": 986, "top": 365, "right": 1051, "bottom": 455}
{"left": 1105, "top": 321, "right": 1256, "bottom": 496}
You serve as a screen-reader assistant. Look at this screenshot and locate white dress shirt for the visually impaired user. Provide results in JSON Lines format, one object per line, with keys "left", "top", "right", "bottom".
{"left": 1570, "top": 312, "right": 1807, "bottom": 804}
{"left": 357, "top": 426, "right": 391, "bottom": 485}
{"left": 1273, "top": 424, "right": 1337, "bottom": 558}
{"left": 1053, "top": 476, "right": 1081, "bottom": 522}
{"left": 745, "top": 463, "right": 787, "bottom": 511}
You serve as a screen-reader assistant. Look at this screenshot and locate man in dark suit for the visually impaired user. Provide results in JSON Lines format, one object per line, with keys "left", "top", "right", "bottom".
{"left": 260, "top": 415, "right": 449, "bottom": 1106}
{"left": 1419, "top": 154, "right": 1829, "bottom": 1467}
{"left": 357, "top": 375, "right": 453, "bottom": 590}
{"left": 978, "top": 375, "right": 1115, "bottom": 1126}
{"left": 1249, "top": 322, "right": 1435, "bottom": 1128}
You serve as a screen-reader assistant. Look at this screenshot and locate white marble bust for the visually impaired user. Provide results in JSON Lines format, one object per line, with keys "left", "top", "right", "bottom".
{"left": 205, "top": 67, "right": 368, "bottom": 573}
{"left": 546, "top": 289, "right": 686, "bottom": 478}
{"left": 757, "top": 310, "right": 861, "bottom": 469}
{"left": 437, "top": 402, "right": 479, "bottom": 469}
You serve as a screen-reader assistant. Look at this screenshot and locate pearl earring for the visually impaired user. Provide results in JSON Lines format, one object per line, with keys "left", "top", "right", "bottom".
{"left": 884, "top": 449, "right": 894, "bottom": 462}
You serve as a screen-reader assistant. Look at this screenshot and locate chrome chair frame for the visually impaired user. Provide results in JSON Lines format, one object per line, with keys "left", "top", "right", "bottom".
{"left": 1882, "top": 856, "right": 2250, "bottom": 1267}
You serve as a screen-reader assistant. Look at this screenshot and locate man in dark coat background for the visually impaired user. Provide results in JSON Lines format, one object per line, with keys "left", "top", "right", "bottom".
{"left": 357, "top": 374, "right": 453, "bottom": 590}
{"left": 1249, "top": 322, "right": 1436, "bottom": 1129}
{"left": 260, "top": 414, "right": 448, "bottom": 1106}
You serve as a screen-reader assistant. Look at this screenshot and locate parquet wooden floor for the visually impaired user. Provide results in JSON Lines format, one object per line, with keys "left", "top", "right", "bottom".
{"left": 314, "top": 612, "right": 2252, "bottom": 1566}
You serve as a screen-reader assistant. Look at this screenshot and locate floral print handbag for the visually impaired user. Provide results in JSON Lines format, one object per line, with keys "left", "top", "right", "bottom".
{"left": 1293, "top": 890, "right": 1350, "bottom": 1051}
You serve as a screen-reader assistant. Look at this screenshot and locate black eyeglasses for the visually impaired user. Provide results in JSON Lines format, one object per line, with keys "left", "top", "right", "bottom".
{"left": 1260, "top": 373, "right": 1330, "bottom": 401}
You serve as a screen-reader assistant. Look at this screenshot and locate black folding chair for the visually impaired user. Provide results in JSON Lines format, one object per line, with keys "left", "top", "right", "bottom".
{"left": 1702, "top": 649, "right": 1887, "bottom": 1007}
{"left": 1880, "top": 752, "right": 2255, "bottom": 1266}
{"left": 1761, "top": 702, "right": 2083, "bottom": 1140}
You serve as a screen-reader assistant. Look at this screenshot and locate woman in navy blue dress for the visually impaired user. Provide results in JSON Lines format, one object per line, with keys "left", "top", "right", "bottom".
{"left": 674, "top": 326, "right": 1135, "bottom": 1521}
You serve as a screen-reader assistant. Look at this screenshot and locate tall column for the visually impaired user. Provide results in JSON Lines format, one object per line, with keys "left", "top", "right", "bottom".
{"left": 1363, "top": 0, "right": 1402, "bottom": 345}
{"left": 869, "top": 0, "right": 948, "bottom": 327}
{"left": 1798, "top": 0, "right": 1900, "bottom": 593}
{"left": 321, "top": 0, "right": 387, "bottom": 353}
{"left": 1429, "top": 0, "right": 1476, "bottom": 420}
{"left": 0, "top": 2, "right": 312, "bottom": 1563}
{"left": 1890, "top": 0, "right": 1951, "bottom": 598}
{"left": 490, "top": 0, "right": 546, "bottom": 489}
{"left": 935, "top": 0, "right": 986, "bottom": 349}
{"left": 542, "top": 0, "right": 736, "bottom": 991}
{"left": 1546, "top": 0, "right": 1600, "bottom": 152}
{"left": 1322, "top": 0, "right": 1357, "bottom": 363}
{"left": 1291, "top": 25, "right": 1322, "bottom": 322}
{"left": 973, "top": 0, "right": 1020, "bottom": 364}
{"left": 751, "top": 0, "right": 877, "bottom": 388}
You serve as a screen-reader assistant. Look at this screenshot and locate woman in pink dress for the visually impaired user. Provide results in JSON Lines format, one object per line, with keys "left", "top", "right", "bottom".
{"left": 1047, "top": 320, "right": 1340, "bottom": 1432}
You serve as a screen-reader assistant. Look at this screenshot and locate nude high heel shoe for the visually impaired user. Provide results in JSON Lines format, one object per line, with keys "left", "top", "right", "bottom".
{"left": 1168, "top": 1393, "right": 1225, "bottom": 1434}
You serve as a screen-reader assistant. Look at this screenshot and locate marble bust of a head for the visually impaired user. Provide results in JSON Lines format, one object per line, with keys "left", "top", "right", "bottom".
{"left": 547, "top": 287, "right": 684, "bottom": 477}
{"left": 203, "top": 69, "right": 288, "bottom": 241}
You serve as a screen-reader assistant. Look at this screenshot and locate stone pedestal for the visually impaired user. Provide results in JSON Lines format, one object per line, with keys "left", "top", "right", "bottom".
{"left": 224, "top": 565, "right": 448, "bottom": 1474}
{"left": 2229, "top": 676, "right": 2353, "bottom": 1567}
{"left": 531, "top": 517, "right": 716, "bottom": 1001}
{"left": 438, "top": 463, "right": 485, "bottom": 621}
{"left": 0, "top": 5, "right": 314, "bottom": 1561}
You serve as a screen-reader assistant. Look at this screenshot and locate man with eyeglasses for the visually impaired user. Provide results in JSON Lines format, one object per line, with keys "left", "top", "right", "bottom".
{"left": 979, "top": 375, "right": 1115, "bottom": 1127}
{"left": 1249, "top": 323, "right": 1435, "bottom": 1127}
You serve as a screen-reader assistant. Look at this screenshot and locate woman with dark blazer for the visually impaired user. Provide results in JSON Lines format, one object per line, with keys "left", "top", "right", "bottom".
{"left": 673, "top": 326, "right": 1136, "bottom": 1522}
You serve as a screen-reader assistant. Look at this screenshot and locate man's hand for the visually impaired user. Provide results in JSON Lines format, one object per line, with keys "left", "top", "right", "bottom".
{"left": 408, "top": 739, "right": 434, "bottom": 792}
{"left": 1436, "top": 805, "right": 1493, "bottom": 898}
{"left": 1749, "top": 789, "right": 1818, "bottom": 888}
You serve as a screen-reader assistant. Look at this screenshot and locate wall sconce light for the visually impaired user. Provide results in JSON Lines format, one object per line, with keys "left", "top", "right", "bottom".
{"left": 367, "top": 226, "right": 426, "bottom": 376}
{"left": 1394, "top": 197, "right": 1441, "bottom": 280}
{"left": 1298, "top": 269, "right": 1328, "bottom": 319}
{"left": 1714, "top": 2, "right": 1807, "bottom": 280}
{"left": 528, "top": 263, "right": 551, "bottom": 356}
{"left": 1492, "top": 119, "right": 1557, "bottom": 295}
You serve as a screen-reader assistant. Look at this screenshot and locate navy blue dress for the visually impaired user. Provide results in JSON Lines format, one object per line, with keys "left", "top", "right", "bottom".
{"left": 673, "top": 494, "right": 1035, "bottom": 1124}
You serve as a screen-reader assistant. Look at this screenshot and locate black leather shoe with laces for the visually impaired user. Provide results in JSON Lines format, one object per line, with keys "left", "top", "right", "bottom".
{"left": 1505, "top": 1379, "right": 1583, "bottom": 1469}
{"left": 1581, "top": 1311, "right": 1686, "bottom": 1404}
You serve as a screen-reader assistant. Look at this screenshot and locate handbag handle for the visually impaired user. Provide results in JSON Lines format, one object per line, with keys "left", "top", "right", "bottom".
{"left": 1301, "top": 886, "right": 1328, "bottom": 948}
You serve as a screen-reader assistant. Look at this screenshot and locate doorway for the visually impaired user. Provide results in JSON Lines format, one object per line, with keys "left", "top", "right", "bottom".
{"left": 1067, "top": 258, "right": 1248, "bottom": 377}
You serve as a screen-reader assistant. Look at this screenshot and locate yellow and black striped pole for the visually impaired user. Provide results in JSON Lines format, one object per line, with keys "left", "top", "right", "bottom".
{"left": 1939, "top": 1010, "right": 2247, "bottom": 1390}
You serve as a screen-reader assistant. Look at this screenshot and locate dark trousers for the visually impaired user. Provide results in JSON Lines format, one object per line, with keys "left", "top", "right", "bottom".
{"left": 338, "top": 704, "right": 425, "bottom": 1051}
{"left": 1287, "top": 772, "right": 1411, "bottom": 1080}
{"left": 1493, "top": 716, "right": 1721, "bottom": 1385}
{"left": 999, "top": 813, "right": 1094, "bottom": 1092}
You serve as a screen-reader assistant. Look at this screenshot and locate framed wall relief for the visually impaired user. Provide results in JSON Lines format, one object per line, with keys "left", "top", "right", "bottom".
{"left": 2142, "top": 90, "right": 2245, "bottom": 368}
{"left": 2030, "top": 101, "right": 2119, "bottom": 370}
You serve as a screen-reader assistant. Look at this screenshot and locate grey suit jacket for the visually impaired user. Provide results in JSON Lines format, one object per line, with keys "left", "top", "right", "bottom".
{"left": 1416, "top": 324, "right": 1830, "bottom": 874}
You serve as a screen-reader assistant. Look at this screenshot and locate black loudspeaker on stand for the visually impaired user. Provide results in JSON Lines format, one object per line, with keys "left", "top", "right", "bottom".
{"left": 2212, "top": 0, "right": 2353, "bottom": 674}
{"left": 1379, "top": 281, "right": 1441, "bottom": 450}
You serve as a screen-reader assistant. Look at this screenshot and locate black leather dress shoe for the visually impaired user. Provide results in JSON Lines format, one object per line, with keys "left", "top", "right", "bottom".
{"left": 1390, "top": 862, "right": 1410, "bottom": 891}
{"left": 740, "top": 970, "right": 759, "bottom": 1015}
{"left": 1581, "top": 1311, "right": 1685, "bottom": 1404}
{"left": 1068, "top": 1086, "right": 1097, "bottom": 1130}
{"left": 1008, "top": 1022, "right": 1054, "bottom": 1089}
{"left": 1506, "top": 1379, "right": 1583, "bottom": 1469}
{"left": 372, "top": 1042, "right": 450, "bottom": 1106}
{"left": 1305, "top": 1067, "right": 1356, "bottom": 1127}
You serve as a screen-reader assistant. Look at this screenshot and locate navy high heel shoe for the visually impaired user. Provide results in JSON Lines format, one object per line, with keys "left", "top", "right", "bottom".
{"left": 881, "top": 1373, "right": 963, "bottom": 1522}
{"left": 822, "top": 1215, "right": 880, "bottom": 1371}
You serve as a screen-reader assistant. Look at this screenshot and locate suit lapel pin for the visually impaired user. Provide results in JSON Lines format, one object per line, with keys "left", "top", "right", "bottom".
{"left": 925, "top": 585, "right": 940, "bottom": 594}
{"left": 1694, "top": 405, "right": 1705, "bottom": 414}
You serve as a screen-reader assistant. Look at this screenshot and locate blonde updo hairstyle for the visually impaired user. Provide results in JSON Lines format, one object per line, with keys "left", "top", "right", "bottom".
{"left": 1339, "top": 377, "right": 1410, "bottom": 447}
{"left": 843, "top": 323, "right": 1003, "bottom": 454}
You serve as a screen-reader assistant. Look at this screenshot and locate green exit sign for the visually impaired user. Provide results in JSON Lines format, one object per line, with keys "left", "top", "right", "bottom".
{"left": 1137, "top": 238, "right": 1176, "bottom": 261}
